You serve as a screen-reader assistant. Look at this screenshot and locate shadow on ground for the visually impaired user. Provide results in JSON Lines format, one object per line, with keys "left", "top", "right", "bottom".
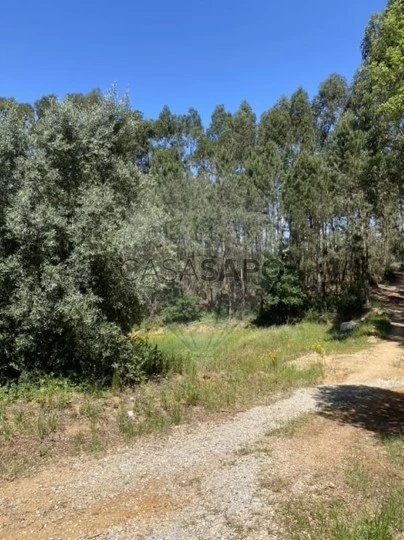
{"left": 316, "top": 385, "right": 404, "bottom": 437}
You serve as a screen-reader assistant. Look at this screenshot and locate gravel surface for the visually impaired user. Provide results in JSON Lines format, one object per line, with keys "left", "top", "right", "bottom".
{"left": 89, "top": 388, "right": 318, "bottom": 539}
{"left": 3, "top": 379, "right": 404, "bottom": 539}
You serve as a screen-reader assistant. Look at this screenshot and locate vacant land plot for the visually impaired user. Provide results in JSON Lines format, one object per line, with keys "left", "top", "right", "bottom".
{"left": 0, "top": 317, "right": 383, "bottom": 482}
{"left": 1, "top": 280, "right": 403, "bottom": 538}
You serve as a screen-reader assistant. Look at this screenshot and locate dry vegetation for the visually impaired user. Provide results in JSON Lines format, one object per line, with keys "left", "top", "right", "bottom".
{"left": 256, "top": 409, "right": 404, "bottom": 539}
{"left": 0, "top": 317, "right": 383, "bottom": 480}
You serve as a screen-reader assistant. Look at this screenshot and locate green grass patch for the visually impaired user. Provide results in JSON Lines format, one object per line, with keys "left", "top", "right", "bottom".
{"left": 148, "top": 320, "right": 376, "bottom": 371}
{"left": 267, "top": 413, "right": 315, "bottom": 438}
{"left": 115, "top": 319, "right": 379, "bottom": 437}
{"left": 359, "top": 313, "right": 392, "bottom": 340}
{"left": 344, "top": 458, "right": 372, "bottom": 495}
{"left": 286, "top": 488, "right": 404, "bottom": 540}
{"left": 380, "top": 434, "right": 404, "bottom": 466}
{"left": 330, "top": 489, "right": 404, "bottom": 539}
{"left": 284, "top": 457, "right": 404, "bottom": 540}
{"left": 0, "top": 319, "right": 378, "bottom": 476}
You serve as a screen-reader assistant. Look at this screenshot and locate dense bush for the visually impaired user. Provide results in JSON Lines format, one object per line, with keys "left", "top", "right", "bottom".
{"left": 113, "top": 337, "right": 168, "bottom": 383}
{"left": 162, "top": 294, "right": 202, "bottom": 324}
{"left": 0, "top": 91, "right": 165, "bottom": 384}
{"left": 257, "top": 269, "right": 307, "bottom": 325}
{"left": 330, "top": 292, "right": 364, "bottom": 321}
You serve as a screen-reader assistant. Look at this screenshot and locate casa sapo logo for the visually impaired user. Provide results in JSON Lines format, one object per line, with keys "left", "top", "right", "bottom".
{"left": 121, "top": 256, "right": 283, "bottom": 284}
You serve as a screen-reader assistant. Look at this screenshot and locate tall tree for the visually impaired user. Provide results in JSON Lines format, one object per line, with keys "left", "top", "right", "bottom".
{"left": 363, "top": 0, "right": 404, "bottom": 123}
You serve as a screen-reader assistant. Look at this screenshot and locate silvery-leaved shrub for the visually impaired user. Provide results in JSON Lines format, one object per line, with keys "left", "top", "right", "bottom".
{"left": 0, "top": 90, "right": 167, "bottom": 384}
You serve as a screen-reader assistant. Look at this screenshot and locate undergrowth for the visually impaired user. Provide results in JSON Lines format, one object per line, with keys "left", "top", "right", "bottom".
{"left": 0, "top": 316, "right": 385, "bottom": 479}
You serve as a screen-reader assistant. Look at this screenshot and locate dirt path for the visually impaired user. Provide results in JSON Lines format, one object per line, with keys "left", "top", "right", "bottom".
{"left": 1, "top": 281, "right": 404, "bottom": 539}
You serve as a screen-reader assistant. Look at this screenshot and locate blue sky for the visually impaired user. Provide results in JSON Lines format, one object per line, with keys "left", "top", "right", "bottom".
{"left": 1, "top": 0, "right": 386, "bottom": 123}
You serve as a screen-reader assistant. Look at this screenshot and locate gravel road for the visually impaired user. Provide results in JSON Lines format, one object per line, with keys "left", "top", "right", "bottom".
{"left": 2, "top": 375, "right": 404, "bottom": 540}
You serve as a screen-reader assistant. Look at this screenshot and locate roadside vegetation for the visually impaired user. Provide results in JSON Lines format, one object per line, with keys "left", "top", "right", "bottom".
{"left": 286, "top": 473, "right": 404, "bottom": 539}
{"left": 0, "top": 314, "right": 387, "bottom": 480}
{"left": 1, "top": 0, "right": 403, "bottom": 391}
{"left": 256, "top": 412, "right": 404, "bottom": 540}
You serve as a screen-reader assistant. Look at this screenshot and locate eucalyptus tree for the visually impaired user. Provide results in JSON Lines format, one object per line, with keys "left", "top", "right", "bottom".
{"left": 284, "top": 150, "right": 334, "bottom": 306}
{"left": 313, "top": 74, "right": 349, "bottom": 148}
{"left": 289, "top": 88, "right": 316, "bottom": 155}
{"left": 256, "top": 98, "right": 292, "bottom": 243}
{"left": 363, "top": 0, "right": 404, "bottom": 124}
{"left": 351, "top": 0, "right": 404, "bottom": 267}
{"left": 326, "top": 112, "right": 373, "bottom": 303}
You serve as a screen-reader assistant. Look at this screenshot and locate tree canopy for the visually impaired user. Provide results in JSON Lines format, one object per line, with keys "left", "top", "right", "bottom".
{"left": 0, "top": 2, "right": 403, "bottom": 382}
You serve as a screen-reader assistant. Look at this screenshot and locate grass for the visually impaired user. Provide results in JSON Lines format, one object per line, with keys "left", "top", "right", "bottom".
{"left": 118, "top": 354, "right": 322, "bottom": 440}
{"left": 285, "top": 486, "right": 404, "bottom": 540}
{"left": 0, "top": 317, "right": 383, "bottom": 478}
{"left": 380, "top": 435, "right": 404, "bottom": 466}
{"left": 332, "top": 490, "right": 404, "bottom": 539}
{"left": 0, "top": 456, "right": 36, "bottom": 479}
{"left": 260, "top": 474, "right": 291, "bottom": 493}
{"left": 368, "top": 313, "right": 392, "bottom": 339}
{"left": 283, "top": 450, "right": 404, "bottom": 540}
{"left": 36, "top": 409, "right": 60, "bottom": 441}
{"left": 285, "top": 484, "right": 404, "bottom": 540}
{"left": 277, "top": 427, "right": 404, "bottom": 540}
{"left": 147, "top": 320, "right": 379, "bottom": 369}
{"left": 266, "top": 413, "right": 315, "bottom": 438}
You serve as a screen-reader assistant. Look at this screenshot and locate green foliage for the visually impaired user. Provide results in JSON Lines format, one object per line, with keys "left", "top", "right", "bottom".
{"left": 1, "top": 0, "right": 402, "bottom": 384}
{"left": 0, "top": 90, "right": 166, "bottom": 384}
{"left": 162, "top": 294, "right": 202, "bottom": 324}
{"left": 331, "top": 292, "right": 364, "bottom": 320}
{"left": 114, "top": 337, "right": 168, "bottom": 382}
{"left": 364, "top": 0, "right": 404, "bottom": 123}
{"left": 258, "top": 269, "right": 307, "bottom": 325}
{"left": 313, "top": 73, "right": 349, "bottom": 147}
{"left": 369, "top": 313, "right": 392, "bottom": 339}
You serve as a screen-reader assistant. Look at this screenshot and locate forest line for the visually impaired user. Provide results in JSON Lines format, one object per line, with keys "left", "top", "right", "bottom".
{"left": 0, "top": 0, "right": 403, "bottom": 381}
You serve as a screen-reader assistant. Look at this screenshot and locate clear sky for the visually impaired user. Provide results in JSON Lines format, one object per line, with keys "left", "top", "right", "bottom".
{"left": 1, "top": 0, "right": 387, "bottom": 123}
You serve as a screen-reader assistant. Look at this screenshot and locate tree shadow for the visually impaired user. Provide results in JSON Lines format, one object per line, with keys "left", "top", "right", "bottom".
{"left": 387, "top": 320, "right": 404, "bottom": 345}
{"left": 316, "top": 385, "right": 404, "bottom": 438}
